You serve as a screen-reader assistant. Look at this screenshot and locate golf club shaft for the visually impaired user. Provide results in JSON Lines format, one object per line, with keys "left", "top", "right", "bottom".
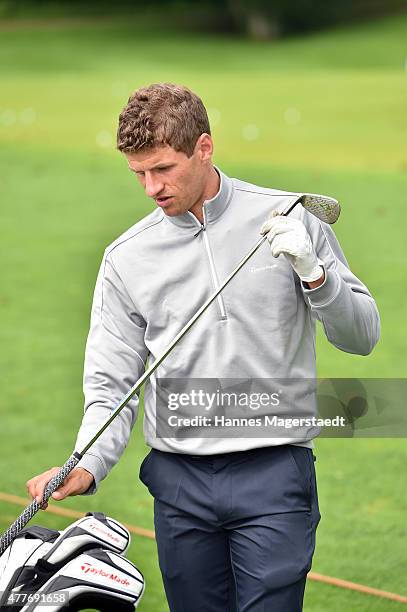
{"left": 0, "top": 198, "right": 305, "bottom": 555}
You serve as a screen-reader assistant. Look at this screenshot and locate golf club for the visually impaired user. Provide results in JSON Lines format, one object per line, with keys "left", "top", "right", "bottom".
{"left": 0, "top": 193, "right": 340, "bottom": 555}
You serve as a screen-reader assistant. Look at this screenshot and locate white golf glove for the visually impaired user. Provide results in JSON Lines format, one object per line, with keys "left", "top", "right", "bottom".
{"left": 260, "top": 213, "right": 324, "bottom": 283}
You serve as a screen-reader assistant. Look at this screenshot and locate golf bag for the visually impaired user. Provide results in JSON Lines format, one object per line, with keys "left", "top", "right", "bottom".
{"left": 0, "top": 512, "right": 145, "bottom": 611}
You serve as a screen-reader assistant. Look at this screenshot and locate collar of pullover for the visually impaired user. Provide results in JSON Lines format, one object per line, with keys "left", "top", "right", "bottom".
{"left": 163, "top": 167, "right": 233, "bottom": 230}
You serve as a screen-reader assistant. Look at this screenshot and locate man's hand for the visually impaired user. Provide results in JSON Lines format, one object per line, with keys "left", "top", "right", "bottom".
{"left": 260, "top": 213, "right": 324, "bottom": 284}
{"left": 26, "top": 467, "right": 95, "bottom": 510}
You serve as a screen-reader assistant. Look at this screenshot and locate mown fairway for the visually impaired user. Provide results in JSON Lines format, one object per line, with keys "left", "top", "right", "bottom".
{"left": 1, "top": 13, "right": 406, "bottom": 610}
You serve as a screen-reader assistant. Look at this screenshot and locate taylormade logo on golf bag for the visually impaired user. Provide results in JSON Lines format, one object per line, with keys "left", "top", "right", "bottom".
{"left": 86, "top": 520, "right": 121, "bottom": 544}
{"left": 80, "top": 561, "right": 131, "bottom": 586}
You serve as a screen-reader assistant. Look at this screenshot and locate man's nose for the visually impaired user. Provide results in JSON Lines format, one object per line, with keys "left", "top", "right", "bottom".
{"left": 144, "top": 173, "right": 163, "bottom": 198}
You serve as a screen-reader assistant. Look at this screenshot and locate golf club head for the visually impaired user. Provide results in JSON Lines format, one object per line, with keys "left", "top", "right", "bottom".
{"left": 298, "top": 193, "right": 341, "bottom": 224}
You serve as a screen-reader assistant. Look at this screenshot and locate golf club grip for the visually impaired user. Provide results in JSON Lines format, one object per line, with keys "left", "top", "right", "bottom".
{"left": 0, "top": 452, "right": 82, "bottom": 555}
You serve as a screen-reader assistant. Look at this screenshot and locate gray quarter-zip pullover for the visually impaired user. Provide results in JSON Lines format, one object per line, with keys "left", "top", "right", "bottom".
{"left": 74, "top": 169, "right": 380, "bottom": 490}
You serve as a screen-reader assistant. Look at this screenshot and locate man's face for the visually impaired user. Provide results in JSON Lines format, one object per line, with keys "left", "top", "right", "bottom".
{"left": 125, "top": 136, "right": 213, "bottom": 217}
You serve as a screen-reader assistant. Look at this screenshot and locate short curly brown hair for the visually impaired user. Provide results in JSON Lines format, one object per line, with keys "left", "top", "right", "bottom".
{"left": 117, "top": 83, "right": 211, "bottom": 157}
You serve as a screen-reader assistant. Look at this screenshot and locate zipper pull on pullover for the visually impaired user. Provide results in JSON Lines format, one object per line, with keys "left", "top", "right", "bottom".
{"left": 194, "top": 223, "right": 206, "bottom": 238}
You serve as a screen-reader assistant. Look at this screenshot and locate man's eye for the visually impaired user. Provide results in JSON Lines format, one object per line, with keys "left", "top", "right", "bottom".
{"left": 136, "top": 172, "right": 145, "bottom": 177}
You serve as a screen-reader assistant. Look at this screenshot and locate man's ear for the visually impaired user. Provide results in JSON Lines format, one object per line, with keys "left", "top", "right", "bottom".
{"left": 195, "top": 133, "right": 213, "bottom": 162}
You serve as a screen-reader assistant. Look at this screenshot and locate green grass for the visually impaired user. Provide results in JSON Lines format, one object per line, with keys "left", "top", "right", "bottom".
{"left": 1, "top": 12, "right": 407, "bottom": 611}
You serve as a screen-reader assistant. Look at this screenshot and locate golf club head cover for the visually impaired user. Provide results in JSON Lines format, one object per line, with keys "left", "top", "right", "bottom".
{"left": 0, "top": 513, "right": 133, "bottom": 610}
{"left": 18, "top": 548, "right": 144, "bottom": 612}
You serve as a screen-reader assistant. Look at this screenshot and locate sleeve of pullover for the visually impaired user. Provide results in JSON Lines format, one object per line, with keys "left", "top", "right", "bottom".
{"left": 301, "top": 212, "right": 380, "bottom": 356}
{"left": 74, "top": 252, "right": 149, "bottom": 493}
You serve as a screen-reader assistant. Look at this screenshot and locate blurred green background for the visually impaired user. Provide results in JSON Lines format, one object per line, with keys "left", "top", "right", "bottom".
{"left": 1, "top": 2, "right": 407, "bottom": 610}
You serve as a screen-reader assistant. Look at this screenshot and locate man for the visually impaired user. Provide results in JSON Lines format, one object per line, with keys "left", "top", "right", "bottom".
{"left": 27, "top": 83, "right": 380, "bottom": 611}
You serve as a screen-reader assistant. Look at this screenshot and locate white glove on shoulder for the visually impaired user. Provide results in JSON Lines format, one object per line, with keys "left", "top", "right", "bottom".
{"left": 260, "top": 213, "right": 324, "bottom": 283}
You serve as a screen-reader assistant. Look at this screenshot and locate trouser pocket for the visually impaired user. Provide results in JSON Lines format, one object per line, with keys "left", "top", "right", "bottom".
{"left": 287, "top": 445, "right": 313, "bottom": 502}
{"left": 139, "top": 449, "right": 154, "bottom": 486}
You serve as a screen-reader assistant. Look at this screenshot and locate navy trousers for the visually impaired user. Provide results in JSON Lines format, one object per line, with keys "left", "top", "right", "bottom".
{"left": 139, "top": 444, "right": 321, "bottom": 611}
